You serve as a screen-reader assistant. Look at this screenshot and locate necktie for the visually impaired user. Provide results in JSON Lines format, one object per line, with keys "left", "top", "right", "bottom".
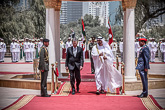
{"left": 73, "top": 47, "right": 77, "bottom": 57}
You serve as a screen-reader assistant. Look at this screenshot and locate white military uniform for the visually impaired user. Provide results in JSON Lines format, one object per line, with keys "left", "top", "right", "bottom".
{"left": 65, "top": 41, "right": 72, "bottom": 53}
{"left": 0, "top": 41, "right": 4, "bottom": 62}
{"left": 111, "top": 42, "right": 117, "bottom": 58}
{"left": 2, "top": 42, "right": 6, "bottom": 62}
{"left": 148, "top": 41, "right": 157, "bottom": 62}
{"left": 30, "top": 42, "right": 35, "bottom": 61}
{"left": 16, "top": 43, "right": 20, "bottom": 62}
{"left": 24, "top": 42, "right": 31, "bottom": 62}
{"left": 119, "top": 42, "right": 123, "bottom": 62}
{"left": 135, "top": 41, "right": 141, "bottom": 58}
{"left": 160, "top": 42, "right": 165, "bottom": 62}
{"left": 38, "top": 41, "right": 43, "bottom": 53}
{"left": 78, "top": 41, "right": 86, "bottom": 60}
{"left": 60, "top": 41, "right": 64, "bottom": 59}
{"left": 10, "top": 42, "right": 17, "bottom": 62}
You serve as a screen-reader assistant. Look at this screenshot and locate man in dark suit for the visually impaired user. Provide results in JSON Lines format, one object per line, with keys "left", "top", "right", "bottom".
{"left": 136, "top": 37, "right": 150, "bottom": 98}
{"left": 89, "top": 36, "right": 96, "bottom": 74}
{"left": 65, "top": 38, "right": 84, "bottom": 95}
{"left": 38, "top": 38, "right": 51, "bottom": 97}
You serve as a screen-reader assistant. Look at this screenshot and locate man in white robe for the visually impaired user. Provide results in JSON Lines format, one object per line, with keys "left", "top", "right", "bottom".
{"left": 92, "top": 36, "right": 122, "bottom": 95}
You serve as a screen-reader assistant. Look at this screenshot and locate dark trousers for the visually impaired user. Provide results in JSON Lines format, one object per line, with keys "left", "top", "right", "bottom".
{"left": 139, "top": 70, "right": 148, "bottom": 95}
{"left": 69, "top": 66, "right": 81, "bottom": 91}
{"left": 90, "top": 55, "right": 95, "bottom": 74}
{"left": 41, "top": 71, "right": 48, "bottom": 96}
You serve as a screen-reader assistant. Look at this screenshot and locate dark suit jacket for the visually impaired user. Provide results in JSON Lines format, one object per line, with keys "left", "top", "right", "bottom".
{"left": 65, "top": 46, "right": 84, "bottom": 70}
{"left": 38, "top": 45, "right": 49, "bottom": 71}
{"left": 136, "top": 45, "right": 150, "bottom": 71}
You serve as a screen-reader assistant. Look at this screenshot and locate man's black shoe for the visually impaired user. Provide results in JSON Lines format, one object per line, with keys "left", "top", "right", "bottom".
{"left": 137, "top": 93, "right": 147, "bottom": 98}
{"left": 100, "top": 90, "right": 105, "bottom": 94}
{"left": 96, "top": 90, "right": 100, "bottom": 95}
{"left": 72, "top": 90, "right": 75, "bottom": 95}
{"left": 41, "top": 94, "right": 51, "bottom": 97}
{"left": 77, "top": 87, "right": 79, "bottom": 93}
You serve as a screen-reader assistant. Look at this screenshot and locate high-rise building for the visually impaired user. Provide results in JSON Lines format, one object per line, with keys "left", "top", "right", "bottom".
{"left": 67, "top": 2, "right": 83, "bottom": 23}
{"left": 83, "top": 2, "right": 89, "bottom": 16}
{"left": 60, "top": 1, "right": 83, "bottom": 24}
{"left": 15, "top": 0, "right": 31, "bottom": 11}
{"left": 83, "top": 2, "right": 109, "bottom": 27}
{"left": 60, "top": 1, "right": 67, "bottom": 24}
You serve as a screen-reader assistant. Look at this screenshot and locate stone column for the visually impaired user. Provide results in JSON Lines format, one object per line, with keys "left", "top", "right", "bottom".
{"left": 122, "top": 0, "right": 137, "bottom": 82}
{"left": 46, "top": 9, "right": 56, "bottom": 79}
{"left": 54, "top": 9, "right": 61, "bottom": 76}
{"left": 43, "top": 0, "right": 61, "bottom": 79}
{"left": 123, "top": 10, "right": 126, "bottom": 63}
{"left": 122, "top": 2, "right": 126, "bottom": 63}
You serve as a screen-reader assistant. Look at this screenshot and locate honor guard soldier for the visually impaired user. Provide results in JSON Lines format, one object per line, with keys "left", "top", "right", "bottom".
{"left": 160, "top": 38, "right": 165, "bottom": 62}
{"left": 38, "top": 38, "right": 51, "bottom": 97}
{"left": 0, "top": 39, "right": 6, "bottom": 62}
{"left": 31, "top": 39, "right": 36, "bottom": 60}
{"left": 35, "top": 39, "right": 39, "bottom": 58}
{"left": 78, "top": 38, "right": 86, "bottom": 60}
{"left": 119, "top": 38, "right": 123, "bottom": 62}
{"left": 60, "top": 38, "right": 64, "bottom": 59}
{"left": 38, "top": 38, "right": 43, "bottom": 54}
{"left": 89, "top": 36, "right": 96, "bottom": 74}
{"left": 10, "top": 38, "right": 17, "bottom": 62}
{"left": 0, "top": 38, "right": 3, "bottom": 62}
{"left": 65, "top": 37, "right": 72, "bottom": 53}
{"left": 15, "top": 39, "right": 20, "bottom": 62}
{"left": 29, "top": 39, "right": 35, "bottom": 62}
{"left": 148, "top": 38, "right": 158, "bottom": 62}
{"left": 135, "top": 38, "right": 141, "bottom": 58}
{"left": 136, "top": 37, "right": 150, "bottom": 98}
{"left": 111, "top": 39, "right": 117, "bottom": 58}
{"left": 24, "top": 38, "right": 31, "bottom": 62}
{"left": 19, "top": 39, "right": 23, "bottom": 60}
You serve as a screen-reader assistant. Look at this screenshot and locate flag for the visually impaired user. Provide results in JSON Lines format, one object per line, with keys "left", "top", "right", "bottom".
{"left": 108, "top": 19, "right": 113, "bottom": 45}
{"left": 54, "top": 67, "right": 59, "bottom": 77}
{"left": 81, "top": 18, "right": 86, "bottom": 41}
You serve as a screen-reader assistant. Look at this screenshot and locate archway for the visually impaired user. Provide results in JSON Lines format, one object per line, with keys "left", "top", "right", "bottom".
{"left": 43, "top": 0, "right": 137, "bottom": 82}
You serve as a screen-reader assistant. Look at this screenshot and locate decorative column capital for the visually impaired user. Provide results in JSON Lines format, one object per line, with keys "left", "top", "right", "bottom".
{"left": 122, "top": 0, "right": 137, "bottom": 9}
{"left": 43, "top": 0, "right": 61, "bottom": 11}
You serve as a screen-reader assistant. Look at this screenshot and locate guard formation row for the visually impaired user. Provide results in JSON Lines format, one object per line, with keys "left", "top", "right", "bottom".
{"left": 0, "top": 37, "right": 165, "bottom": 62}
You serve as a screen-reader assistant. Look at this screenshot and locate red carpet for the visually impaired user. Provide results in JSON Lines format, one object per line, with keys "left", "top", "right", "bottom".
{"left": 3, "top": 94, "right": 163, "bottom": 110}
{"left": 3, "top": 82, "right": 163, "bottom": 110}
{"left": 2, "top": 62, "right": 164, "bottom": 110}
{"left": 69, "top": 82, "right": 104, "bottom": 96}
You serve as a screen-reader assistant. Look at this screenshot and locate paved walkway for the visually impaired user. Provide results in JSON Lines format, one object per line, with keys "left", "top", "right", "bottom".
{"left": 0, "top": 58, "right": 165, "bottom": 109}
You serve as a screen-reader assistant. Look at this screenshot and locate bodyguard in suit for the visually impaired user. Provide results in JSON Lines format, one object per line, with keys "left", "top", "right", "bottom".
{"left": 89, "top": 36, "right": 96, "bottom": 74}
{"left": 136, "top": 37, "right": 150, "bottom": 98}
{"left": 38, "top": 38, "right": 51, "bottom": 97}
{"left": 65, "top": 38, "right": 84, "bottom": 95}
